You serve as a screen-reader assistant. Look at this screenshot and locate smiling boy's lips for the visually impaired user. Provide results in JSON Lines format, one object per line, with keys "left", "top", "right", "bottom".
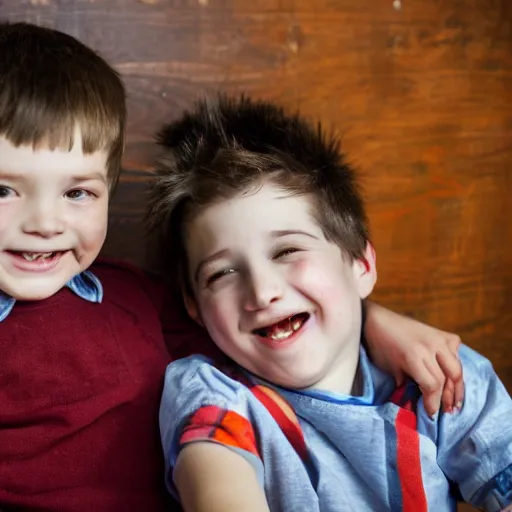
{"left": 250, "top": 311, "right": 310, "bottom": 332}
{"left": 254, "top": 314, "right": 312, "bottom": 350}
{"left": 6, "top": 249, "right": 68, "bottom": 254}
{"left": 5, "top": 250, "right": 66, "bottom": 273}
{"left": 249, "top": 311, "right": 312, "bottom": 350}
{"left": 252, "top": 312, "right": 310, "bottom": 336}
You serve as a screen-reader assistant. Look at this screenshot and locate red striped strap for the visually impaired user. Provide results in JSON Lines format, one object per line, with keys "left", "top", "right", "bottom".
{"left": 225, "top": 365, "right": 309, "bottom": 462}
{"left": 390, "top": 384, "right": 428, "bottom": 512}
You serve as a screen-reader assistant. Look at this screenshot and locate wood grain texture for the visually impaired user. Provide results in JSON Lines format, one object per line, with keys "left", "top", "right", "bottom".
{"left": 4, "top": 0, "right": 510, "bottom": 376}
{"left": 2, "top": 3, "right": 510, "bottom": 508}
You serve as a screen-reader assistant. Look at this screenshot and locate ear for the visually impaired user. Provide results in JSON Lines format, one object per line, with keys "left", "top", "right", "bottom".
{"left": 183, "top": 291, "right": 204, "bottom": 327}
{"left": 352, "top": 242, "right": 377, "bottom": 299}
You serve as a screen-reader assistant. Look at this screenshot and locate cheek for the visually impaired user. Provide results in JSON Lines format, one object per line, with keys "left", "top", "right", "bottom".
{"left": 290, "top": 259, "right": 345, "bottom": 301}
{"left": 289, "top": 258, "right": 359, "bottom": 313}
{"left": 198, "top": 293, "right": 237, "bottom": 339}
{"left": 0, "top": 201, "right": 18, "bottom": 230}
{"left": 73, "top": 202, "right": 108, "bottom": 249}
{"left": 0, "top": 206, "right": 13, "bottom": 239}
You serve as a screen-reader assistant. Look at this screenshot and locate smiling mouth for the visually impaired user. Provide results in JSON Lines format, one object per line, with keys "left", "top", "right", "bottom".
{"left": 21, "top": 252, "right": 56, "bottom": 261}
{"left": 8, "top": 250, "right": 64, "bottom": 261}
{"left": 253, "top": 313, "right": 310, "bottom": 341}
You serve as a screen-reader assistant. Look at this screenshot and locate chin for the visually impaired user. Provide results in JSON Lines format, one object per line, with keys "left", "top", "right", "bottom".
{"left": 12, "top": 290, "right": 59, "bottom": 301}
{"left": 9, "top": 281, "right": 67, "bottom": 301}
{"left": 264, "top": 371, "right": 320, "bottom": 391}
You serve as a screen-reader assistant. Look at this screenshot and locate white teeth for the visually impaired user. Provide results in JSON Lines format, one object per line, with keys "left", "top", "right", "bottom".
{"left": 21, "top": 252, "right": 54, "bottom": 261}
{"left": 268, "top": 319, "right": 303, "bottom": 341}
{"left": 269, "top": 329, "right": 293, "bottom": 341}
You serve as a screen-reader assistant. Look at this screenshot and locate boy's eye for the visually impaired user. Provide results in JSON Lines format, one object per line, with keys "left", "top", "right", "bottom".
{"left": 65, "top": 189, "right": 93, "bottom": 200}
{"left": 274, "top": 248, "right": 299, "bottom": 259}
{"left": 206, "top": 268, "right": 236, "bottom": 286}
{"left": 0, "top": 186, "right": 15, "bottom": 199}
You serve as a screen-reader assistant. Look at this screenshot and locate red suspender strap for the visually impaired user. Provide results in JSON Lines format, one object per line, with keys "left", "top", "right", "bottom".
{"left": 225, "top": 365, "right": 309, "bottom": 463}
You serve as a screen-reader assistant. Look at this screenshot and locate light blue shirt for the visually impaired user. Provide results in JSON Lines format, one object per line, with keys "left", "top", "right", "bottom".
{"left": 160, "top": 345, "right": 512, "bottom": 511}
{"left": 0, "top": 270, "right": 103, "bottom": 322}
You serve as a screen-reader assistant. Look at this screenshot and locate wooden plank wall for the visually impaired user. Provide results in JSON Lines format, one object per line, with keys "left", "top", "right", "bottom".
{"left": 2, "top": 2, "right": 511, "bottom": 508}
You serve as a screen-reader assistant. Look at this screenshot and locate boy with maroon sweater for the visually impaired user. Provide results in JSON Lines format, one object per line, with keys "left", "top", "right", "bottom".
{"left": 0, "top": 22, "right": 463, "bottom": 512}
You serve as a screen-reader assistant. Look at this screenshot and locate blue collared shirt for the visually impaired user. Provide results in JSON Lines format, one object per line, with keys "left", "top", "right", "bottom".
{"left": 0, "top": 270, "right": 103, "bottom": 322}
{"left": 161, "top": 345, "right": 512, "bottom": 511}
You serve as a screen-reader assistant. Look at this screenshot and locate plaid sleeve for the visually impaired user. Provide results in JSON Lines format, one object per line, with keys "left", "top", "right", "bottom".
{"left": 159, "top": 355, "right": 264, "bottom": 498}
{"left": 180, "top": 404, "right": 260, "bottom": 458}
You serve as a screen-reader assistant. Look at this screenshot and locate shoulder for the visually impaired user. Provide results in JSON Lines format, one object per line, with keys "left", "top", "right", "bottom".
{"left": 159, "top": 355, "right": 256, "bottom": 459}
{"left": 160, "top": 357, "right": 268, "bottom": 499}
{"left": 437, "top": 345, "right": 512, "bottom": 506}
{"left": 458, "top": 344, "right": 496, "bottom": 382}
{"left": 438, "top": 344, "right": 511, "bottom": 450}
{"left": 456, "top": 344, "right": 511, "bottom": 421}
{"left": 160, "top": 356, "right": 252, "bottom": 436}
{"left": 162, "top": 356, "right": 247, "bottom": 413}
{"left": 447, "top": 344, "right": 509, "bottom": 420}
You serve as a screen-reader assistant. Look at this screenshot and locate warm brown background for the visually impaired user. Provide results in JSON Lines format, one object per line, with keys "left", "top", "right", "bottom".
{"left": 3, "top": 0, "right": 511, "bottom": 509}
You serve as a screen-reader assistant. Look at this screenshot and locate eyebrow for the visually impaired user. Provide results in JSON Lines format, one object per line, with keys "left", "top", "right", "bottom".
{"left": 270, "top": 229, "right": 319, "bottom": 240}
{"left": 70, "top": 172, "right": 107, "bottom": 183}
{"left": 194, "top": 248, "right": 231, "bottom": 283}
{"left": 0, "top": 172, "right": 107, "bottom": 183}
{"left": 0, "top": 172, "right": 23, "bottom": 181}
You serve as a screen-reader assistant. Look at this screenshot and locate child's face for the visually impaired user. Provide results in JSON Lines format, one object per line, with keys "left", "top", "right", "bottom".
{"left": 184, "top": 183, "right": 376, "bottom": 393}
{"left": 0, "top": 131, "right": 109, "bottom": 300}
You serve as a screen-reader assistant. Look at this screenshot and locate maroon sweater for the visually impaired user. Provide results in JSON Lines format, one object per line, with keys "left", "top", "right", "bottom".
{"left": 0, "top": 260, "right": 211, "bottom": 511}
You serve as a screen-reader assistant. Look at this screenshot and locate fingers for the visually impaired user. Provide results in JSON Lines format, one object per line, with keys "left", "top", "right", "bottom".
{"left": 420, "top": 389, "right": 441, "bottom": 418}
{"left": 437, "top": 334, "right": 463, "bottom": 382}
{"left": 393, "top": 370, "right": 405, "bottom": 388}
{"left": 441, "top": 379, "right": 455, "bottom": 413}
{"left": 410, "top": 343, "right": 464, "bottom": 417}
{"left": 436, "top": 335, "right": 464, "bottom": 410}
{"left": 452, "top": 377, "right": 465, "bottom": 412}
{"left": 421, "top": 355, "right": 446, "bottom": 417}
{"left": 405, "top": 352, "right": 442, "bottom": 417}
{"left": 446, "top": 334, "right": 464, "bottom": 409}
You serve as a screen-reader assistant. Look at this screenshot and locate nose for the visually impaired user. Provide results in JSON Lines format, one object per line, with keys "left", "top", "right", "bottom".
{"left": 243, "top": 264, "right": 284, "bottom": 311}
{"left": 21, "top": 200, "right": 65, "bottom": 238}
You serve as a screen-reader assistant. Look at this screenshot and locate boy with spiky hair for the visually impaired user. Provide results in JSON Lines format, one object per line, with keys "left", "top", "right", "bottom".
{"left": 153, "top": 96, "right": 512, "bottom": 512}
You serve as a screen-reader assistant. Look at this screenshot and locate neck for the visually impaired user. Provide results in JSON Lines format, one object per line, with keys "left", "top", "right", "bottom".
{"left": 308, "top": 340, "right": 361, "bottom": 396}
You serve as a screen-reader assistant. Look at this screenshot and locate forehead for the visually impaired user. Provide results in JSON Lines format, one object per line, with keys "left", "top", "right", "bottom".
{"left": 186, "top": 184, "right": 322, "bottom": 246}
{"left": 0, "top": 131, "right": 108, "bottom": 177}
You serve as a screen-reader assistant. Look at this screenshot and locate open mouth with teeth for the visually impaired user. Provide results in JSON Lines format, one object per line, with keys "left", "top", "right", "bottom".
{"left": 253, "top": 313, "right": 310, "bottom": 342}
{"left": 20, "top": 252, "right": 57, "bottom": 261}
{"left": 8, "top": 251, "right": 62, "bottom": 262}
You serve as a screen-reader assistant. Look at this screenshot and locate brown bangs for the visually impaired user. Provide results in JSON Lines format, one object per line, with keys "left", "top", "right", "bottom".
{"left": 0, "top": 22, "right": 126, "bottom": 187}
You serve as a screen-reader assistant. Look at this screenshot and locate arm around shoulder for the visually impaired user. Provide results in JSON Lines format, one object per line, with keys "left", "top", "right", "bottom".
{"left": 174, "top": 442, "right": 270, "bottom": 512}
